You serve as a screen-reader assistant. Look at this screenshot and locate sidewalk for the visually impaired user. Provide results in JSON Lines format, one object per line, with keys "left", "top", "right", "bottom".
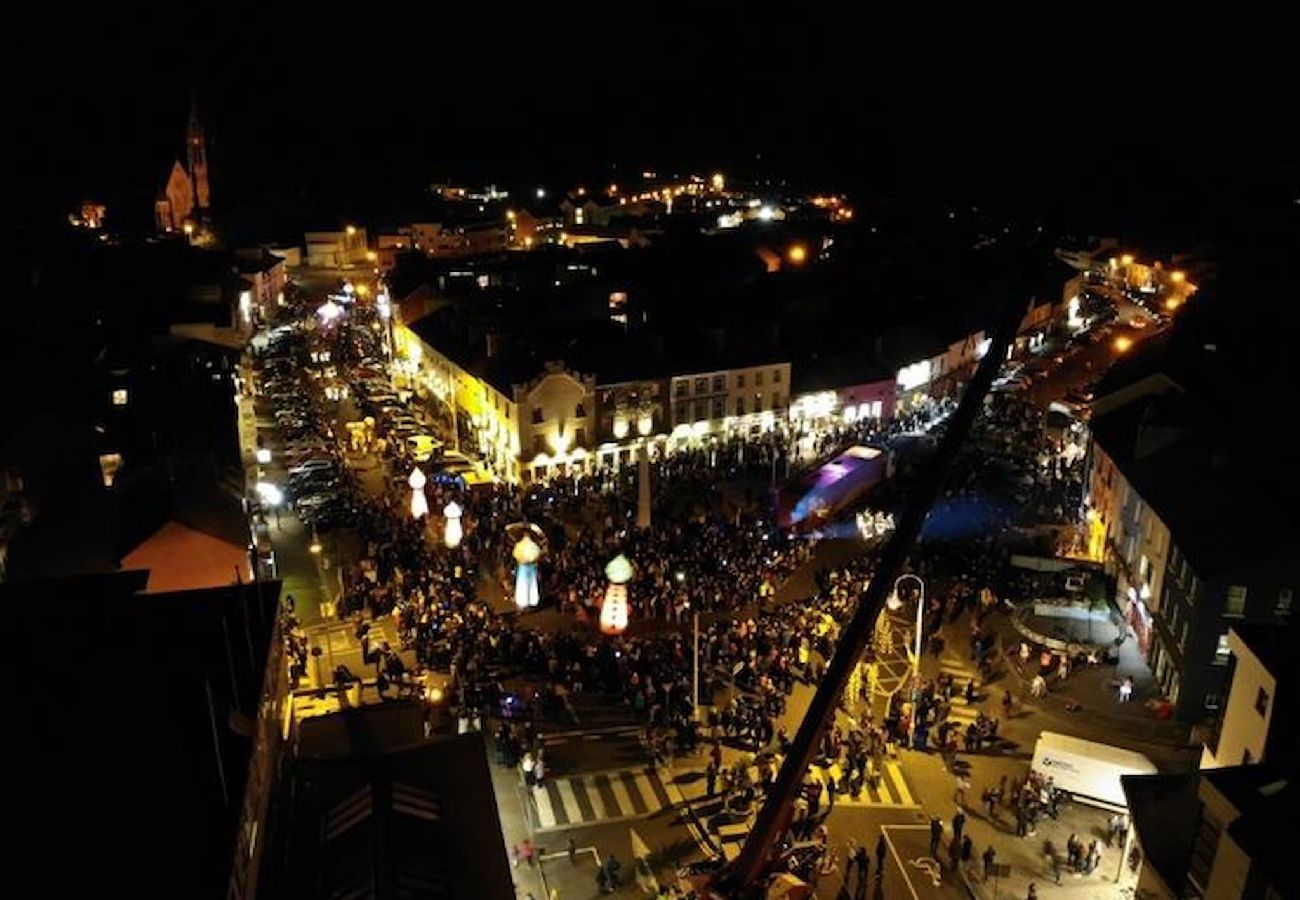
{"left": 488, "top": 756, "right": 551, "bottom": 900}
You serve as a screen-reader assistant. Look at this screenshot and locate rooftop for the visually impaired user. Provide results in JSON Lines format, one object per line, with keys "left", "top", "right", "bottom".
{"left": 274, "top": 710, "right": 514, "bottom": 900}
{"left": 1120, "top": 773, "right": 1199, "bottom": 893}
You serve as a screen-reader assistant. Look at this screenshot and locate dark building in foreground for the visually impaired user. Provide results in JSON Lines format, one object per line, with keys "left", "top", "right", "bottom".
{"left": 1124, "top": 764, "right": 1294, "bottom": 900}
{"left": 9, "top": 572, "right": 280, "bottom": 899}
{"left": 259, "top": 703, "right": 513, "bottom": 900}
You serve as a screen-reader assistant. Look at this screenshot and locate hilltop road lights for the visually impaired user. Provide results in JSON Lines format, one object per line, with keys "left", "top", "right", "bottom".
{"left": 408, "top": 467, "right": 428, "bottom": 520}
{"left": 886, "top": 572, "right": 925, "bottom": 680}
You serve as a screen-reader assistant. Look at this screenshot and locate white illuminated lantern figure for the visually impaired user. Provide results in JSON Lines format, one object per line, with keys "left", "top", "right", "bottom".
{"left": 443, "top": 501, "right": 463, "bottom": 549}
{"left": 513, "top": 534, "right": 542, "bottom": 609}
{"left": 408, "top": 467, "right": 428, "bottom": 520}
{"left": 600, "top": 554, "right": 634, "bottom": 635}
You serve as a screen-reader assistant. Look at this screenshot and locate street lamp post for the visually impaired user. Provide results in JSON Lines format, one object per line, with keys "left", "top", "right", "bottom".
{"left": 887, "top": 572, "right": 926, "bottom": 680}
{"left": 693, "top": 609, "right": 701, "bottom": 721}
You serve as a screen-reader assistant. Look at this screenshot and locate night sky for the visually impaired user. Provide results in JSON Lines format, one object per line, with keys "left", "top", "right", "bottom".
{"left": 18, "top": 10, "right": 1296, "bottom": 244}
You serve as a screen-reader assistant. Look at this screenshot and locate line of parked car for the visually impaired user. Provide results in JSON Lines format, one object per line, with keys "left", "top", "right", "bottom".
{"left": 257, "top": 324, "right": 360, "bottom": 533}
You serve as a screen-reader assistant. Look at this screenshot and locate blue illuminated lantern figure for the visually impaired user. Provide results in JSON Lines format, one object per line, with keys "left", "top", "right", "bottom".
{"left": 513, "top": 534, "right": 541, "bottom": 609}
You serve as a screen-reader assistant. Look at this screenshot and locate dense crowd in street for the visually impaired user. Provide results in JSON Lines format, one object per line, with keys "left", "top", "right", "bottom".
{"left": 254, "top": 291, "right": 1129, "bottom": 900}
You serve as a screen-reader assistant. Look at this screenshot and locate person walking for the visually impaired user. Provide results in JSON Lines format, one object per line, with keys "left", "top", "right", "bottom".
{"left": 953, "top": 810, "right": 967, "bottom": 847}
{"left": 929, "top": 816, "right": 943, "bottom": 859}
{"left": 855, "top": 843, "right": 871, "bottom": 900}
{"left": 982, "top": 844, "right": 997, "bottom": 881}
{"left": 876, "top": 833, "right": 887, "bottom": 879}
{"left": 954, "top": 772, "right": 971, "bottom": 806}
{"left": 1026, "top": 883, "right": 1039, "bottom": 900}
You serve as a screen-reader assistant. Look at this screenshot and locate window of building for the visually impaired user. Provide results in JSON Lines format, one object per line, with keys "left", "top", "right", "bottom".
{"left": 1226, "top": 585, "right": 1247, "bottom": 617}
{"left": 1213, "top": 632, "right": 1231, "bottom": 665}
{"left": 1255, "top": 687, "right": 1270, "bottom": 716}
{"left": 575, "top": 427, "right": 586, "bottom": 446}
{"left": 1276, "top": 588, "right": 1293, "bottom": 618}
{"left": 756, "top": 370, "right": 764, "bottom": 386}
{"left": 773, "top": 368, "right": 782, "bottom": 383}
{"left": 675, "top": 403, "right": 687, "bottom": 422}
{"left": 532, "top": 434, "right": 545, "bottom": 454}
{"left": 713, "top": 375, "right": 725, "bottom": 392}
{"left": 575, "top": 403, "right": 586, "bottom": 418}
{"left": 736, "top": 374, "right": 745, "bottom": 388}
{"left": 1204, "top": 692, "right": 1221, "bottom": 710}
{"left": 736, "top": 397, "right": 746, "bottom": 415}
{"left": 111, "top": 388, "right": 128, "bottom": 407}
{"left": 695, "top": 377, "right": 706, "bottom": 394}
{"left": 676, "top": 381, "right": 688, "bottom": 397}
{"left": 712, "top": 398, "right": 724, "bottom": 418}
{"left": 532, "top": 408, "right": 543, "bottom": 424}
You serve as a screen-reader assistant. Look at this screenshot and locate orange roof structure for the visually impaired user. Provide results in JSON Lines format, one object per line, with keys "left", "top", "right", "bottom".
{"left": 121, "top": 520, "right": 249, "bottom": 593}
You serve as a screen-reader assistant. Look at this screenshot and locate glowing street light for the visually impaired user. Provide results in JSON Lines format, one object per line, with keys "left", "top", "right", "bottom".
{"left": 885, "top": 573, "right": 925, "bottom": 679}
{"left": 317, "top": 298, "right": 343, "bottom": 322}
{"left": 1119, "top": 254, "right": 1134, "bottom": 267}
{"left": 787, "top": 244, "right": 808, "bottom": 265}
{"left": 408, "top": 467, "right": 428, "bottom": 520}
{"left": 1169, "top": 271, "right": 1186, "bottom": 283}
{"left": 1113, "top": 336, "right": 1133, "bottom": 353}
{"left": 513, "top": 534, "right": 542, "bottom": 609}
{"left": 443, "top": 501, "right": 463, "bottom": 549}
{"left": 255, "top": 481, "right": 283, "bottom": 507}
{"left": 600, "top": 554, "right": 634, "bottom": 635}
{"left": 255, "top": 447, "right": 272, "bottom": 465}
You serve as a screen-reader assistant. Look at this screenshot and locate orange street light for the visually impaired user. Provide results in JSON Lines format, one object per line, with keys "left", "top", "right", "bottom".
{"left": 1165, "top": 298, "right": 1181, "bottom": 311}
{"left": 1120, "top": 254, "right": 1134, "bottom": 266}
{"left": 1170, "top": 271, "right": 1186, "bottom": 283}
{"left": 1113, "top": 336, "right": 1133, "bottom": 353}
{"left": 787, "top": 244, "right": 808, "bottom": 264}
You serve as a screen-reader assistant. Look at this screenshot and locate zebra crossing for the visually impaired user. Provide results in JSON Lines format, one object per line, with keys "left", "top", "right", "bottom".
{"left": 819, "top": 759, "right": 917, "bottom": 807}
{"left": 530, "top": 767, "right": 673, "bottom": 831}
{"left": 938, "top": 655, "right": 983, "bottom": 727}
{"left": 690, "top": 757, "right": 918, "bottom": 861}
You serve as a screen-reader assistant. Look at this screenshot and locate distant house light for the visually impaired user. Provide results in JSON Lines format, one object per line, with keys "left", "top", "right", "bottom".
{"left": 111, "top": 388, "right": 129, "bottom": 407}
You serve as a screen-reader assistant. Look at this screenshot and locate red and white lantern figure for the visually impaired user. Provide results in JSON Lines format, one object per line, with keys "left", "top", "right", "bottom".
{"left": 600, "top": 554, "right": 634, "bottom": 635}
{"left": 408, "top": 467, "right": 428, "bottom": 520}
{"left": 513, "top": 534, "right": 542, "bottom": 609}
{"left": 443, "top": 501, "right": 463, "bottom": 549}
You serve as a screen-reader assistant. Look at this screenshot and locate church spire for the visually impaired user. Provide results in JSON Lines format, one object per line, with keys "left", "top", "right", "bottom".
{"left": 187, "top": 92, "right": 211, "bottom": 211}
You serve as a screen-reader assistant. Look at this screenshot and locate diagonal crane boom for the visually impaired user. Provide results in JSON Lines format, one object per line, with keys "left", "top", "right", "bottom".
{"left": 717, "top": 267, "right": 1039, "bottom": 894}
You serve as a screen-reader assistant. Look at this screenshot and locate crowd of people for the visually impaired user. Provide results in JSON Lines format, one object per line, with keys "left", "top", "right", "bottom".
{"left": 261, "top": 302, "right": 1135, "bottom": 900}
